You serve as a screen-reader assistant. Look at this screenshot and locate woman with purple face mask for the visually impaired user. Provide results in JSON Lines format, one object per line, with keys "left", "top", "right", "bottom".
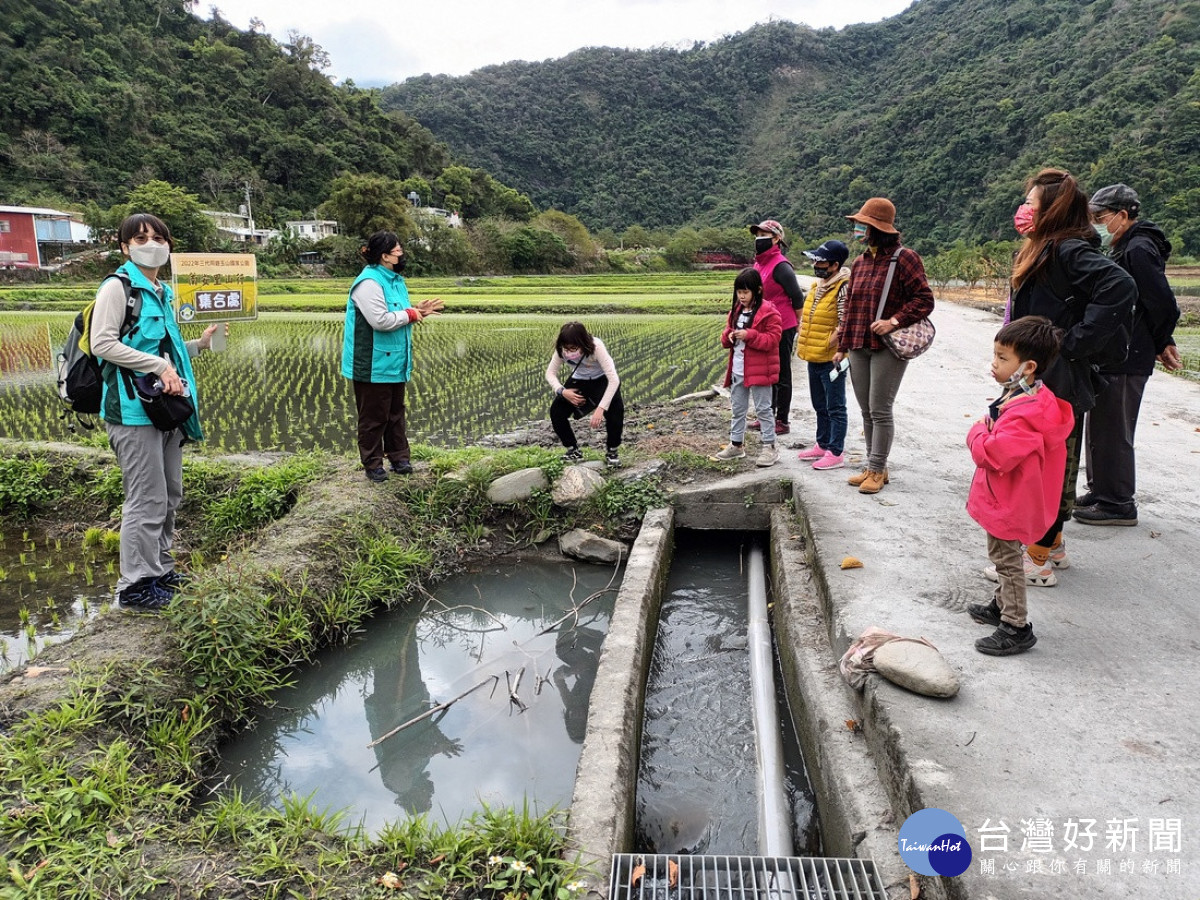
{"left": 546, "top": 321, "right": 625, "bottom": 467}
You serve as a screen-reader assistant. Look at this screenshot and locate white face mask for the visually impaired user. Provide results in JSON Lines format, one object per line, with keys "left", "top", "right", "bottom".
{"left": 128, "top": 240, "right": 170, "bottom": 268}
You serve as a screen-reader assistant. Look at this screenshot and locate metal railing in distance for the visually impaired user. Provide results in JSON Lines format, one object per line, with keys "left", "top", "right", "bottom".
{"left": 609, "top": 854, "right": 886, "bottom": 900}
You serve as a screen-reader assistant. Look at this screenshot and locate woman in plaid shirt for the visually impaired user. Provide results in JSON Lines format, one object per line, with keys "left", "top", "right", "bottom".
{"left": 833, "top": 197, "right": 935, "bottom": 495}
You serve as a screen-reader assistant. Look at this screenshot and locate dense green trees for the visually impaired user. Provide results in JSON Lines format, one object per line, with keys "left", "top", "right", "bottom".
{"left": 383, "top": 0, "right": 1200, "bottom": 254}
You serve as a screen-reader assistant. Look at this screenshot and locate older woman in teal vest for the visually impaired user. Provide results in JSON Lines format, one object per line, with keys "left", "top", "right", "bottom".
{"left": 341, "top": 231, "right": 443, "bottom": 482}
{"left": 90, "top": 213, "right": 223, "bottom": 612}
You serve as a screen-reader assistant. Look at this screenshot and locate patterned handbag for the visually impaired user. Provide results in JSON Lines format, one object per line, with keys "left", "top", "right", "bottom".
{"left": 875, "top": 248, "right": 936, "bottom": 360}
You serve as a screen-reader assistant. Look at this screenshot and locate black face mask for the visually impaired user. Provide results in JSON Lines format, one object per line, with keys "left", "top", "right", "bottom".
{"left": 393, "top": 256, "right": 407, "bottom": 272}
{"left": 754, "top": 237, "right": 774, "bottom": 255}
{"left": 813, "top": 265, "right": 832, "bottom": 279}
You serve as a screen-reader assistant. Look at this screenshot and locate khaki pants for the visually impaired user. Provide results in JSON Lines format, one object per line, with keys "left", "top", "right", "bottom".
{"left": 987, "top": 533, "right": 1027, "bottom": 627}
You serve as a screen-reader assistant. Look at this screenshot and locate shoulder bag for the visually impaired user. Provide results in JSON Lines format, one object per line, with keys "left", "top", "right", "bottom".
{"left": 875, "top": 248, "right": 936, "bottom": 360}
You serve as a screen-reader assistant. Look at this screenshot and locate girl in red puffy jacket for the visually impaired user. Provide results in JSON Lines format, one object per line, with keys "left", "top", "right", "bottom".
{"left": 714, "top": 268, "right": 783, "bottom": 467}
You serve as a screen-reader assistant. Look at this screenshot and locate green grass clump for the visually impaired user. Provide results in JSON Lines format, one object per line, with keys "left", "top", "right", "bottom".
{"left": 0, "top": 455, "right": 59, "bottom": 518}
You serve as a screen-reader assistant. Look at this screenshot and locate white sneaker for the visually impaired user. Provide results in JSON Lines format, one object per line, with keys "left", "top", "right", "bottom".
{"left": 712, "top": 443, "right": 746, "bottom": 461}
{"left": 756, "top": 445, "right": 779, "bottom": 467}
{"left": 1048, "top": 538, "right": 1070, "bottom": 569}
{"left": 982, "top": 550, "right": 1057, "bottom": 587}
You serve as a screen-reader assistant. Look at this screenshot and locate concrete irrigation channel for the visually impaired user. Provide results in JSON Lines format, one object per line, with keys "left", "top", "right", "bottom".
{"left": 566, "top": 475, "right": 910, "bottom": 900}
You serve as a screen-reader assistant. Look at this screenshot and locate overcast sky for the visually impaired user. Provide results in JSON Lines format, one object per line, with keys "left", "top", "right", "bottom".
{"left": 206, "top": 0, "right": 914, "bottom": 85}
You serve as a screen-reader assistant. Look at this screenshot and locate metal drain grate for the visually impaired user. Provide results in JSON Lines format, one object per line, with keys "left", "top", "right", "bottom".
{"left": 609, "top": 854, "right": 886, "bottom": 900}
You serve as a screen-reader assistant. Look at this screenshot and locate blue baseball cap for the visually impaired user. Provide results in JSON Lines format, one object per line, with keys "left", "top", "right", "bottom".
{"left": 803, "top": 240, "right": 849, "bottom": 266}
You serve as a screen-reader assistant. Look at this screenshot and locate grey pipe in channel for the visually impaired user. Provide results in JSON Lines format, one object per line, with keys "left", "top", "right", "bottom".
{"left": 747, "top": 542, "right": 791, "bottom": 858}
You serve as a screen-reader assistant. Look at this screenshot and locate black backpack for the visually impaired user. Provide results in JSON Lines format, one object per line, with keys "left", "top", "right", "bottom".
{"left": 55, "top": 272, "right": 142, "bottom": 429}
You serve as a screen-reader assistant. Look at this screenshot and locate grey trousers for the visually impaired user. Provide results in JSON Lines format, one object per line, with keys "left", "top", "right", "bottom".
{"left": 847, "top": 348, "right": 909, "bottom": 472}
{"left": 730, "top": 375, "right": 775, "bottom": 445}
{"left": 1084, "top": 373, "right": 1149, "bottom": 508}
{"left": 106, "top": 422, "right": 184, "bottom": 593}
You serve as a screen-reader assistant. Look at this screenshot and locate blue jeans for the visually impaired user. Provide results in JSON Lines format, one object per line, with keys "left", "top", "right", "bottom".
{"left": 806, "top": 361, "right": 848, "bottom": 455}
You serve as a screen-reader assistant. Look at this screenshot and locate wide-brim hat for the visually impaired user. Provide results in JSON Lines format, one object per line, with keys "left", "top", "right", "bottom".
{"left": 748, "top": 219, "right": 785, "bottom": 240}
{"left": 846, "top": 197, "right": 898, "bottom": 234}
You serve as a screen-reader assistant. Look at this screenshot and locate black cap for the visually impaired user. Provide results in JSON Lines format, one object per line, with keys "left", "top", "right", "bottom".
{"left": 1090, "top": 183, "right": 1140, "bottom": 217}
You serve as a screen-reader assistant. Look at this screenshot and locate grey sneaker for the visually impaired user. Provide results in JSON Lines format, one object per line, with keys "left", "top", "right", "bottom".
{"left": 756, "top": 445, "right": 779, "bottom": 467}
{"left": 712, "top": 443, "right": 746, "bottom": 461}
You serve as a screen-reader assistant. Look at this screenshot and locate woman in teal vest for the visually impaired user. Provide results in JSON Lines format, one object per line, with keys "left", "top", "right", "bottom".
{"left": 341, "top": 231, "right": 443, "bottom": 481}
{"left": 90, "top": 213, "right": 223, "bottom": 611}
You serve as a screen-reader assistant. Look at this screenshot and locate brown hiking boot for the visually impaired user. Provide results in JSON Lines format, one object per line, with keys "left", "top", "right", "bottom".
{"left": 858, "top": 470, "right": 887, "bottom": 494}
{"left": 848, "top": 468, "right": 888, "bottom": 487}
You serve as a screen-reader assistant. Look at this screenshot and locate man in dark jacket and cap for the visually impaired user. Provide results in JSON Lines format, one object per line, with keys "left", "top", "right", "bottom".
{"left": 1078, "top": 183, "right": 1183, "bottom": 526}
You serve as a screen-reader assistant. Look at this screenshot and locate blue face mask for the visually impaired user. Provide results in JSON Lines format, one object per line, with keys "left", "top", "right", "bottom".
{"left": 1094, "top": 222, "right": 1115, "bottom": 249}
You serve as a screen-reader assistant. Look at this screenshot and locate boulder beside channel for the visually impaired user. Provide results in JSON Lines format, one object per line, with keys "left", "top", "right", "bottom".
{"left": 559, "top": 528, "right": 626, "bottom": 565}
{"left": 551, "top": 464, "right": 605, "bottom": 506}
{"left": 873, "top": 640, "right": 960, "bottom": 698}
{"left": 486, "top": 467, "right": 549, "bottom": 505}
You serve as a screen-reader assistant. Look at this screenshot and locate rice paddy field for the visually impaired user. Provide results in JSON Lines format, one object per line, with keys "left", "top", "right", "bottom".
{"left": 0, "top": 310, "right": 729, "bottom": 452}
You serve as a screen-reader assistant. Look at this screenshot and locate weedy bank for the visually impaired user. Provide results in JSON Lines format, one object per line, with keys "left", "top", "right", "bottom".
{"left": 0, "top": 443, "right": 683, "bottom": 899}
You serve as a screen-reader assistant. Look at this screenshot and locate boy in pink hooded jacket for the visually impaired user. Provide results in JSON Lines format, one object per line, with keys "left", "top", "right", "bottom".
{"left": 966, "top": 316, "right": 1074, "bottom": 656}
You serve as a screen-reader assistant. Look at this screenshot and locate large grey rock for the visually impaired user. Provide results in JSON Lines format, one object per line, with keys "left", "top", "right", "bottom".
{"left": 485, "top": 467, "right": 549, "bottom": 504}
{"left": 559, "top": 528, "right": 627, "bottom": 565}
{"left": 873, "top": 639, "right": 960, "bottom": 698}
{"left": 551, "top": 465, "right": 606, "bottom": 506}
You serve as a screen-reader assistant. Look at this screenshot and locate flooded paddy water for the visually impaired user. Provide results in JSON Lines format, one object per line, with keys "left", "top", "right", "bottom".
{"left": 0, "top": 525, "right": 115, "bottom": 671}
{"left": 216, "top": 557, "right": 620, "bottom": 833}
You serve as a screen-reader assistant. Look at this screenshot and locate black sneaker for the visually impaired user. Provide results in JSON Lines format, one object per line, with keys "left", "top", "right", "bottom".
{"left": 975, "top": 622, "right": 1037, "bottom": 656}
{"left": 1075, "top": 491, "right": 1097, "bottom": 509}
{"left": 1073, "top": 503, "right": 1137, "bottom": 526}
{"left": 563, "top": 447, "right": 583, "bottom": 463}
{"left": 156, "top": 570, "right": 191, "bottom": 593}
{"left": 391, "top": 460, "right": 414, "bottom": 475}
{"left": 605, "top": 449, "right": 621, "bottom": 468}
{"left": 365, "top": 467, "right": 389, "bottom": 483}
{"left": 119, "top": 577, "right": 173, "bottom": 612}
{"left": 967, "top": 599, "right": 1002, "bottom": 627}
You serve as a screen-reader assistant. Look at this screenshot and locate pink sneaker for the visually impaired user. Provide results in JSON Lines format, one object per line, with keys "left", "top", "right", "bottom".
{"left": 812, "top": 451, "right": 845, "bottom": 470}
{"left": 797, "top": 444, "right": 825, "bottom": 460}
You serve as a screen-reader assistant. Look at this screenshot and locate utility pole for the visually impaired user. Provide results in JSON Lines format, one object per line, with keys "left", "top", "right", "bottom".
{"left": 244, "top": 181, "right": 255, "bottom": 244}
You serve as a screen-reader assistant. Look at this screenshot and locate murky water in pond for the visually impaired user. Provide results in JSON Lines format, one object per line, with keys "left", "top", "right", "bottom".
{"left": 635, "top": 531, "right": 819, "bottom": 857}
{"left": 216, "top": 558, "right": 619, "bottom": 833}
{"left": 0, "top": 526, "right": 114, "bottom": 671}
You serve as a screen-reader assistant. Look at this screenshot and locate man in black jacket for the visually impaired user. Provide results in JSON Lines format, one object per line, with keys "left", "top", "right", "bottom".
{"left": 1077, "top": 184, "right": 1183, "bottom": 526}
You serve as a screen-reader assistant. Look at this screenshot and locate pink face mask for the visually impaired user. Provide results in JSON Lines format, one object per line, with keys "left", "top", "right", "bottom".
{"left": 1013, "top": 203, "right": 1036, "bottom": 236}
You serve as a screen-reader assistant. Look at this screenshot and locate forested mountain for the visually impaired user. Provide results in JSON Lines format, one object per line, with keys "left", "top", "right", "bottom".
{"left": 0, "top": 0, "right": 451, "bottom": 220}
{"left": 382, "top": 0, "right": 1200, "bottom": 252}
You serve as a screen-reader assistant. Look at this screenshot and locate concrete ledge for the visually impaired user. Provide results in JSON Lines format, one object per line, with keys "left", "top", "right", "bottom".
{"left": 671, "top": 471, "right": 791, "bottom": 530}
{"left": 567, "top": 506, "right": 674, "bottom": 891}
{"left": 770, "top": 508, "right": 910, "bottom": 900}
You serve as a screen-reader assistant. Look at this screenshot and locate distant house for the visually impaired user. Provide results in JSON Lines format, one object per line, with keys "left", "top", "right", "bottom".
{"left": 415, "top": 207, "right": 462, "bottom": 229}
{"left": 286, "top": 219, "right": 339, "bottom": 240}
{"left": 202, "top": 210, "right": 279, "bottom": 247}
{"left": 0, "top": 205, "right": 91, "bottom": 269}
